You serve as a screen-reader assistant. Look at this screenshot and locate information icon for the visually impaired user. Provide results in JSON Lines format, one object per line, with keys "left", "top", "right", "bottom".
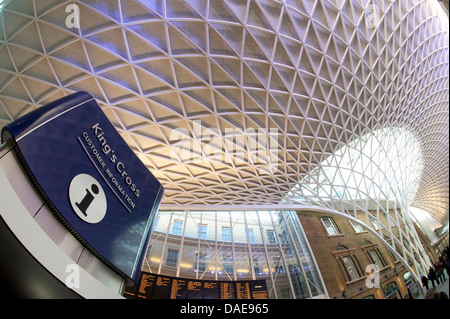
{"left": 69, "top": 173, "right": 107, "bottom": 224}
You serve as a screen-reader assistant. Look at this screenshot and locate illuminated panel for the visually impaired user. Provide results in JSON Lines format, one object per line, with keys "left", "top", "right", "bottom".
{"left": 124, "top": 272, "right": 268, "bottom": 299}
{"left": 1, "top": 92, "right": 164, "bottom": 282}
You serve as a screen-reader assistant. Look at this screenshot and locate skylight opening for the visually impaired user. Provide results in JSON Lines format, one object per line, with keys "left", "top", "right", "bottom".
{"left": 285, "top": 127, "right": 423, "bottom": 209}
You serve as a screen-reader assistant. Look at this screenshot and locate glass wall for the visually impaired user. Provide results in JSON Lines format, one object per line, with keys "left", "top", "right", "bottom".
{"left": 143, "top": 210, "right": 326, "bottom": 299}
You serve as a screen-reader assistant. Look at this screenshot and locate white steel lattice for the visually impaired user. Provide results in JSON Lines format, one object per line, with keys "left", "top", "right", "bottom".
{"left": 0, "top": 0, "right": 448, "bottom": 278}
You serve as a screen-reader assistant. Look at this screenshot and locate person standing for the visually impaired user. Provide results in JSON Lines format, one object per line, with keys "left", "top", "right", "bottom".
{"left": 435, "top": 262, "right": 443, "bottom": 284}
{"left": 438, "top": 261, "right": 446, "bottom": 282}
{"left": 428, "top": 266, "right": 437, "bottom": 288}
{"left": 446, "top": 256, "right": 449, "bottom": 277}
{"left": 421, "top": 274, "right": 429, "bottom": 290}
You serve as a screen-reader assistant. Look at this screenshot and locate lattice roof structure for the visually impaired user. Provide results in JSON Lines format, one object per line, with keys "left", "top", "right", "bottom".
{"left": 0, "top": 0, "right": 448, "bottom": 227}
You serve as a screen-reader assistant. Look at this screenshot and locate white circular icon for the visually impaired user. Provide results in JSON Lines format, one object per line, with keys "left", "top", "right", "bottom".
{"left": 69, "top": 174, "right": 107, "bottom": 224}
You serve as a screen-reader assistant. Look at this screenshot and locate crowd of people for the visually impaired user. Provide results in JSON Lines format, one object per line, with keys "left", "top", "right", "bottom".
{"left": 420, "top": 245, "right": 449, "bottom": 299}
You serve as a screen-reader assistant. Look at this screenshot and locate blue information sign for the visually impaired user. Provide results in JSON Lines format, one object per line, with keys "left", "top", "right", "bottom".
{"left": 2, "top": 92, "right": 164, "bottom": 282}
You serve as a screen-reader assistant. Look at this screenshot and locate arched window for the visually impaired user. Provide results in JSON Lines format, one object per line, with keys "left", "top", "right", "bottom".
{"left": 362, "top": 240, "right": 387, "bottom": 269}
{"left": 334, "top": 244, "right": 364, "bottom": 282}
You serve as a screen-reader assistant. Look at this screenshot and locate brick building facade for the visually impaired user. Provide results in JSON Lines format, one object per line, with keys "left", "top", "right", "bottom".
{"left": 297, "top": 211, "right": 420, "bottom": 299}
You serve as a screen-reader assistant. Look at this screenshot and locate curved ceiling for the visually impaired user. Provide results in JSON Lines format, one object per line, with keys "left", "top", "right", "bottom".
{"left": 0, "top": 0, "right": 448, "bottom": 223}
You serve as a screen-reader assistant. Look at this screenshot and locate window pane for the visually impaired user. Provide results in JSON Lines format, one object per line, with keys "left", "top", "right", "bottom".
{"left": 196, "top": 253, "right": 206, "bottom": 272}
{"left": 369, "top": 217, "right": 380, "bottom": 230}
{"left": 248, "top": 229, "right": 255, "bottom": 243}
{"left": 342, "top": 256, "right": 359, "bottom": 281}
{"left": 321, "top": 217, "right": 339, "bottom": 235}
{"left": 172, "top": 220, "right": 183, "bottom": 235}
{"left": 144, "top": 211, "right": 171, "bottom": 273}
{"left": 349, "top": 220, "right": 365, "bottom": 233}
{"left": 179, "top": 211, "right": 202, "bottom": 278}
{"left": 231, "top": 211, "right": 252, "bottom": 279}
{"left": 246, "top": 211, "right": 268, "bottom": 278}
{"left": 197, "top": 224, "right": 207, "bottom": 239}
{"left": 286, "top": 211, "right": 323, "bottom": 296}
{"left": 267, "top": 230, "right": 277, "bottom": 244}
{"left": 166, "top": 249, "right": 178, "bottom": 267}
{"left": 368, "top": 250, "right": 384, "bottom": 269}
{"left": 198, "top": 211, "right": 217, "bottom": 280}
{"left": 144, "top": 210, "right": 324, "bottom": 299}
{"left": 217, "top": 211, "right": 233, "bottom": 280}
{"left": 222, "top": 227, "right": 231, "bottom": 242}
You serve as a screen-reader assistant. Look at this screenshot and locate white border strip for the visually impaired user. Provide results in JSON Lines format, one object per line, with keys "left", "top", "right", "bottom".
{"left": 16, "top": 97, "right": 94, "bottom": 142}
{"left": 0, "top": 159, "right": 123, "bottom": 299}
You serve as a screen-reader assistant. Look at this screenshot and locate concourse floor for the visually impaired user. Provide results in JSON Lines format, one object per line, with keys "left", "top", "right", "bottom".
{"left": 421, "top": 273, "right": 449, "bottom": 299}
{"left": 435, "top": 274, "right": 449, "bottom": 297}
